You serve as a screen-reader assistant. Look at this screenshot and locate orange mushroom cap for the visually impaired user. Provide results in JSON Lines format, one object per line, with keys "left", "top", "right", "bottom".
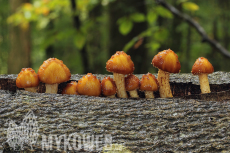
{"left": 125, "top": 74, "right": 139, "bottom": 91}
{"left": 101, "top": 77, "right": 117, "bottom": 96}
{"left": 38, "top": 58, "right": 71, "bottom": 84}
{"left": 62, "top": 81, "right": 78, "bottom": 95}
{"left": 191, "top": 57, "right": 214, "bottom": 75}
{"left": 106, "top": 51, "right": 135, "bottom": 74}
{"left": 140, "top": 73, "right": 159, "bottom": 91}
{"left": 16, "top": 68, "right": 39, "bottom": 88}
{"left": 77, "top": 73, "right": 101, "bottom": 96}
{"left": 152, "top": 49, "right": 181, "bottom": 73}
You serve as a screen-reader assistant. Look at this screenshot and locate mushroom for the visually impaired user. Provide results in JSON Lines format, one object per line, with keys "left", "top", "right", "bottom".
{"left": 62, "top": 81, "right": 78, "bottom": 95}
{"left": 139, "top": 73, "right": 159, "bottom": 98}
{"left": 152, "top": 49, "right": 181, "bottom": 98}
{"left": 101, "top": 77, "right": 117, "bottom": 98}
{"left": 38, "top": 58, "right": 71, "bottom": 94}
{"left": 16, "top": 68, "right": 39, "bottom": 93}
{"left": 125, "top": 74, "right": 139, "bottom": 98}
{"left": 191, "top": 57, "right": 214, "bottom": 94}
{"left": 106, "top": 51, "right": 135, "bottom": 98}
{"left": 77, "top": 73, "right": 101, "bottom": 96}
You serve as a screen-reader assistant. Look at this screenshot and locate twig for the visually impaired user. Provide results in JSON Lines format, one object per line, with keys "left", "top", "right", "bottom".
{"left": 156, "top": 0, "right": 230, "bottom": 58}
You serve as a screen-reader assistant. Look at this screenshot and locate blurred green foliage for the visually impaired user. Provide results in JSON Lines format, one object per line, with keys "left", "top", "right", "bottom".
{"left": 1, "top": 0, "right": 230, "bottom": 74}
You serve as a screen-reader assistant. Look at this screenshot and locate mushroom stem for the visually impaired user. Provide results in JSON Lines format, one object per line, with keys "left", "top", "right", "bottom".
{"left": 25, "top": 87, "right": 37, "bottom": 93}
{"left": 157, "top": 69, "right": 173, "bottom": 98}
{"left": 108, "top": 94, "right": 116, "bottom": 98}
{"left": 45, "top": 83, "right": 58, "bottom": 94}
{"left": 198, "top": 73, "right": 211, "bottom": 93}
{"left": 129, "top": 90, "right": 139, "bottom": 98}
{"left": 113, "top": 73, "right": 128, "bottom": 98}
{"left": 145, "top": 91, "right": 154, "bottom": 98}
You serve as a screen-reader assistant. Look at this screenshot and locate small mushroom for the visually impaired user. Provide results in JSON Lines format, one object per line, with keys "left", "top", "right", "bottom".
{"left": 101, "top": 77, "right": 117, "bottom": 98}
{"left": 152, "top": 49, "right": 181, "bottom": 98}
{"left": 140, "top": 73, "right": 159, "bottom": 98}
{"left": 62, "top": 81, "right": 78, "bottom": 95}
{"left": 106, "top": 51, "right": 135, "bottom": 98}
{"left": 16, "top": 68, "right": 39, "bottom": 92}
{"left": 38, "top": 58, "right": 71, "bottom": 94}
{"left": 77, "top": 73, "right": 101, "bottom": 96}
{"left": 125, "top": 74, "right": 139, "bottom": 98}
{"left": 191, "top": 57, "right": 214, "bottom": 94}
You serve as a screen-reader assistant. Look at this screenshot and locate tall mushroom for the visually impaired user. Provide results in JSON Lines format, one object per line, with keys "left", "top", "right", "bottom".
{"left": 152, "top": 49, "right": 181, "bottom": 98}
{"left": 125, "top": 74, "right": 139, "bottom": 98}
{"left": 106, "top": 51, "right": 135, "bottom": 98}
{"left": 38, "top": 58, "right": 71, "bottom": 94}
{"left": 16, "top": 68, "right": 39, "bottom": 93}
{"left": 77, "top": 73, "right": 101, "bottom": 97}
{"left": 62, "top": 81, "right": 78, "bottom": 95}
{"left": 191, "top": 57, "right": 214, "bottom": 94}
{"left": 139, "top": 73, "right": 159, "bottom": 98}
{"left": 101, "top": 77, "right": 117, "bottom": 98}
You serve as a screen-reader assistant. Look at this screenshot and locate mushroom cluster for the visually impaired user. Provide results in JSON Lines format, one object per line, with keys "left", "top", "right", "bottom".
{"left": 16, "top": 49, "right": 214, "bottom": 98}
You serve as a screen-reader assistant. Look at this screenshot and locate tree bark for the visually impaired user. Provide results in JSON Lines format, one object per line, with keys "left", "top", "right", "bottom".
{"left": 1, "top": 71, "right": 230, "bottom": 152}
{"left": 8, "top": 0, "right": 31, "bottom": 74}
{"left": 108, "top": 0, "right": 148, "bottom": 73}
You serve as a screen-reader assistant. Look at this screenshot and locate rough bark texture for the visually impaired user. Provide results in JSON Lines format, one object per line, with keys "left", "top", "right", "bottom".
{"left": 0, "top": 72, "right": 230, "bottom": 152}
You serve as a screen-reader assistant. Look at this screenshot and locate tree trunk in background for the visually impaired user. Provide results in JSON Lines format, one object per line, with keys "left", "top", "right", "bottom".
{"left": 8, "top": 0, "right": 31, "bottom": 74}
{"left": 70, "top": 0, "right": 90, "bottom": 74}
{"left": 45, "top": 21, "right": 54, "bottom": 59}
{"left": 108, "top": 0, "right": 148, "bottom": 74}
{"left": 88, "top": 4, "right": 104, "bottom": 74}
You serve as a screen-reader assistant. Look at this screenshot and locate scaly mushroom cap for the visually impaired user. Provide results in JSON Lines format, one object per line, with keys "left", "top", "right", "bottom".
{"left": 38, "top": 58, "right": 71, "bottom": 84}
{"left": 101, "top": 77, "right": 117, "bottom": 96}
{"left": 152, "top": 49, "right": 181, "bottom": 73}
{"left": 191, "top": 57, "right": 214, "bottom": 75}
{"left": 77, "top": 73, "right": 101, "bottom": 96}
{"left": 16, "top": 68, "right": 39, "bottom": 88}
{"left": 62, "top": 81, "right": 78, "bottom": 95}
{"left": 125, "top": 74, "right": 139, "bottom": 91}
{"left": 140, "top": 73, "right": 159, "bottom": 91}
{"left": 106, "top": 51, "right": 135, "bottom": 74}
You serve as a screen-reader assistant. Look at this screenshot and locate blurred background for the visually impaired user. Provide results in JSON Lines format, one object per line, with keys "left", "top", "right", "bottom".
{"left": 1, "top": 0, "right": 230, "bottom": 74}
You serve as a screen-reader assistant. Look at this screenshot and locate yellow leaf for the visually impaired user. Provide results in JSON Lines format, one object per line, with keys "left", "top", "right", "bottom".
{"left": 41, "top": 6, "right": 50, "bottom": 16}
{"left": 182, "top": 2, "right": 199, "bottom": 11}
{"left": 23, "top": 3, "right": 33, "bottom": 11}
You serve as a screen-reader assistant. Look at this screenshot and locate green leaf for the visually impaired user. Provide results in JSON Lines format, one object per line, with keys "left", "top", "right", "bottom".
{"left": 37, "top": 17, "right": 49, "bottom": 29}
{"left": 117, "top": 16, "right": 126, "bottom": 24}
{"left": 147, "top": 11, "right": 157, "bottom": 23}
{"left": 155, "top": 6, "right": 173, "bottom": 18}
{"left": 130, "top": 13, "right": 145, "bottom": 22}
{"left": 74, "top": 32, "right": 86, "bottom": 49}
{"left": 150, "top": 42, "right": 160, "bottom": 51}
{"left": 153, "top": 28, "right": 169, "bottom": 43}
{"left": 182, "top": 2, "right": 199, "bottom": 11}
{"left": 119, "top": 19, "right": 133, "bottom": 35}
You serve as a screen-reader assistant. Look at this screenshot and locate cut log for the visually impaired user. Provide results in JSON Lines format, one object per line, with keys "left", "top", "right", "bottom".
{"left": 0, "top": 72, "right": 230, "bottom": 152}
